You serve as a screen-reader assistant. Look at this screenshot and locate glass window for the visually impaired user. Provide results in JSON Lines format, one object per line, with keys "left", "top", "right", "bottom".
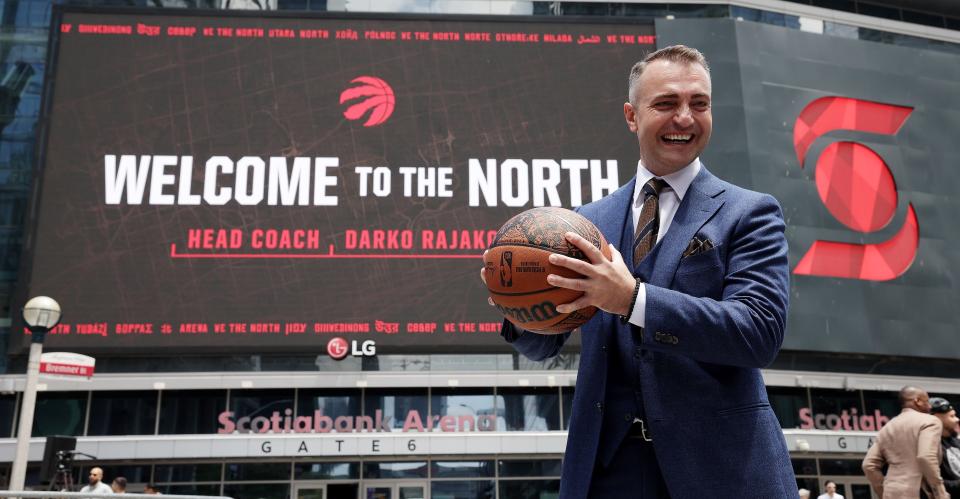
{"left": 811, "top": 0, "right": 856, "bottom": 14}
{"left": 297, "top": 389, "right": 360, "bottom": 420}
{"left": 810, "top": 389, "right": 861, "bottom": 431}
{"left": 87, "top": 391, "right": 158, "bottom": 436}
{"left": 667, "top": 4, "right": 729, "bottom": 18}
{"left": 0, "top": 394, "right": 16, "bottom": 438}
{"left": 792, "top": 458, "right": 818, "bottom": 476}
{"left": 431, "top": 388, "right": 496, "bottom": 432}
{"left": 767, "top": 387, "right": 808, "bottom": 429}
{"left": 223, "top": 483, "right": 289, "bottom": 499}
{"left": 364, "top": 389, "right": 428, "bottom": 432}
{"left": 230, "top": 389, "right": 295, "bottom": 424}
{"left": 431, "top": 461, "right": 494, "bottom": 478}
{"left": 225, "top": 462, "right": 290, "bottom": 481}
{"left": 498, "top": 459, "right": 562, "bottom": 477}
{"left": 857, "top": 2, "right": 902, "bottom": 21}
{"left": 99, "top": 465, "right": 152, "bottom": 484}
{"left": 901, "top": 9, "right": 945, "bottom": 28}
{"left": 363, "top": 461, "right": 427, "bottom": 479}
{"left": 561, "top": 388, "right": 574, "bottom": 430}
{"left": 820, "top": 458, "right": 867, "bottom": 475}
{"left": 159, "top": 390, "right": 226, "bottom": 435}
{"left": 499, "top": 479, "right": 560, "bottom": 499}
{"left": 33, "top": 392, "right": 86, "bottom": 437}
{"left": 796, "top": 477, "right": 820, "bottom": 497}
{"left": 294, "top": 461, "right": 358, "bottom": 479}
{"left": 154, "top": 463, "right": 222, "bottom": 482}
{"left": 863, "top": 390, "right": 900, "bottom": 427}
{"left": 947, "top": 17, "right": 960, "bottom": 30}
{"left": 431, "top": 480, "right": 494, "bottom": 499}
{"left": 163, "top": 484, "right": 222, "bottom": 495}
{"left": 498, "top": 387, "right": 560, "bottom": 431}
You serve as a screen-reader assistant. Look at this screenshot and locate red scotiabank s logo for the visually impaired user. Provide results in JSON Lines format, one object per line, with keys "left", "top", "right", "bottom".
{"left": 327, "top": 337, "right": 349, "bottom": 360}
{"left": 340, "top": 76, "right": 395, "bottom": 127}
{"left": 793, "top": 96, "right": 917, "bottom": 281}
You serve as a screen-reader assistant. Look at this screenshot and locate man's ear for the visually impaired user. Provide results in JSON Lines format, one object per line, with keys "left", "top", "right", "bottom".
{"left": 623, "top": 102, "right": 638, "bottom": 133}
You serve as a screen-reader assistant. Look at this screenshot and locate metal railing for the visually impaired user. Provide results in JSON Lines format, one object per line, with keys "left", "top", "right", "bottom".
{"left": 0, "top": 492, "right": 232, "bottom": 499}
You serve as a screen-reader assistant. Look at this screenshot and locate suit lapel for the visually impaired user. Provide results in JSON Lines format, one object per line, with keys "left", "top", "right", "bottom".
{"left": 648, "top": 167, "right": 725, "bottom": 288}
{"left": 594, "top": 176, "right": 636, "bottom": 254}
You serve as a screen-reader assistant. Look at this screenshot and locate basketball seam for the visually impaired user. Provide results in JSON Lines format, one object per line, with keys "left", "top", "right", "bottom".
{"left": 487, "top": 242, "right": 598, "bottom": 254}
{"left": 489, "top": 287, "right": 559, "bottom": 297}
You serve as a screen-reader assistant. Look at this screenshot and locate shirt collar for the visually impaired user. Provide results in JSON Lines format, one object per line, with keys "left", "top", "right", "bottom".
{"left": 634, "top": 157, "right": 701, "bottom": 204}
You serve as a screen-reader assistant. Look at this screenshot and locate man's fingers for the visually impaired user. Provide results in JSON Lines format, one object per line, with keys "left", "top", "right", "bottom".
{"left": 564, "top": 232, "right": 606, "bottom": 263}
{"left": 488, "top": 296, "right": 495, "bottom": 306}
{"left": 609, "top": 244, "right": 623, "bottom": 265}
{"left": 548, "top": 253, "right": 593, "bottom": 275}
{"left": 557, "top": 298, "right": 589, "bottom": 314}
{"left": 546, "top": 274, "right": 585, "bottom": 291}
{"left": 479, "top": 267, "right": 488, "bottom": 285}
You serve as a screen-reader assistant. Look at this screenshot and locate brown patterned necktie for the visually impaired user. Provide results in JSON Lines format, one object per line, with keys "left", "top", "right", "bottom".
{"left": 633, "top": 178, "right": 669, "bottom": 266}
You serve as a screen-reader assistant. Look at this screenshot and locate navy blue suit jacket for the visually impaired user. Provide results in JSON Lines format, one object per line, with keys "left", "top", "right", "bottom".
{"left": 502, "top": 167, "right": 796, "bottom": 498}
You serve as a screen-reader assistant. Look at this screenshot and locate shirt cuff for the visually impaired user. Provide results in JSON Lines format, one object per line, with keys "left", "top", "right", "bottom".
{"left": 627, "top": 283, "right": 647, "bottom": 327}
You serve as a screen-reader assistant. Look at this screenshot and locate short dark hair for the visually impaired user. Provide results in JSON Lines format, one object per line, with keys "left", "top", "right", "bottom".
{"left": 899, "top": 385, "right": 926, "bottom": 407}
{"left": 112, "top": 476, "right": 127, "bottom": 490}
{"left": 824, "top": 480, "right": 836, "bottom": 487}
{"left": 628, "top": 45, "right": 710, "bottom": 104}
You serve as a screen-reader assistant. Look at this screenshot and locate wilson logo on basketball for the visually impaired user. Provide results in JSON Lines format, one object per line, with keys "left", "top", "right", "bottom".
{"left": 339, "top": 76, "right": 395, "bottom": 127}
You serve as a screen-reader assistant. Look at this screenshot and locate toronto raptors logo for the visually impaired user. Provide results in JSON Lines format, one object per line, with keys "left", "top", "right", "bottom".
{"left": 339, "top": 76, "right": 395, "bottom": 127}
{"left": 326, "top": 337, "right": 349, "bottom": 360}
{"left": 792, "top": 96, "right": 917, "bottom": 281}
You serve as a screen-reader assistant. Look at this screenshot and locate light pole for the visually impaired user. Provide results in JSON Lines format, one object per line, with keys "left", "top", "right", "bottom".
{"left": 9, "top": 296, "right": 61, "bottom": 492}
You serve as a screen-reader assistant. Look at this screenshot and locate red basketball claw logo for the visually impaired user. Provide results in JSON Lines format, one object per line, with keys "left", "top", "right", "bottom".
{"left": 793, "top": 96, "right": 917, "bottom": 281}
{"left": 339, "top": 76, "right": 395, "bottom": 127}
{"left": 326, "top": 337, "right": 349, "bottom": 360}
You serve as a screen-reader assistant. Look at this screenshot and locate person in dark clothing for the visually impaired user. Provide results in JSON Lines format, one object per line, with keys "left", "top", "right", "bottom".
{"left": 930, "top": 397, "right": 960, "bottom": 499}
{"left": 931, "top": 398, "right": 960, "bottom": 498}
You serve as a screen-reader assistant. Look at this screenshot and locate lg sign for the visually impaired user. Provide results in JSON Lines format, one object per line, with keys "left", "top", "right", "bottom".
{"left": 327, "top": 337, "right": 376, "bottom": 360}
{"left": 793, "top": 96, "right": 918, "bottom": 281}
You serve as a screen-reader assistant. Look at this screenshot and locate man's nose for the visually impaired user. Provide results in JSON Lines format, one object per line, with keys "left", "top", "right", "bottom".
{"left": 673, "top": 105, "right": 694, "bottom": 127}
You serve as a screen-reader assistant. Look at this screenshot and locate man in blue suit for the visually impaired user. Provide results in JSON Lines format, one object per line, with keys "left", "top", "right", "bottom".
{"left": 484, "top": 45, "right": 796, "bottom": 498}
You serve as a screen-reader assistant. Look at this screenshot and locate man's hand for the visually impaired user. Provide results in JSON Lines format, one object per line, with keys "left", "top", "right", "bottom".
{"left": 547, "top": 232, "right": 636, "bottom": 316}
{"left": 480, "top": 250, "right": 494, "bottom": 306}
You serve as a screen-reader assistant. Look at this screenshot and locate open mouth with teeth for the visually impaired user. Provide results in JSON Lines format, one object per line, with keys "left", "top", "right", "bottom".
{"left": 661, "top": 133, "right": 694, "bottom": 144}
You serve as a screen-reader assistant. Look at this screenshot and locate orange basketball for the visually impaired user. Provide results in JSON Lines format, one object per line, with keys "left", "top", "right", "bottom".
{"left": 484, "top": 207, "right": 612, "bottom": 335}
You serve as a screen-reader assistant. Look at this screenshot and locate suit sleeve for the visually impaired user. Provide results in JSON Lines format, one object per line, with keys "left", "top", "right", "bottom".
{"left": 918, "top": 419, "right": 949, "bottom": 499}
{"left": 863, "top": 441, "right": 886, "bottom": 496}
{"left": 641, "top": 193, "right": 789, "bottom": 368}
{"left": 500, "top": 320, "right": 570, "bottom": 362}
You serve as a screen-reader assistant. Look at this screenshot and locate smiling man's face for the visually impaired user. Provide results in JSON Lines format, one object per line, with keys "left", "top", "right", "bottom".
{"left": 624, "top": 59, "right": 712, "bottom": 176}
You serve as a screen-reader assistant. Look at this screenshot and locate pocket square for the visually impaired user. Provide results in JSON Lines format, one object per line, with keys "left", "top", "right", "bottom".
{"left": 682, "top": 236, "right": 715, "bottom": 258}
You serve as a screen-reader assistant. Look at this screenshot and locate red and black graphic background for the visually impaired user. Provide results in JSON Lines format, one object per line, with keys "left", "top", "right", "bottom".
{"left": 13, "top": 10, "right": 656, "bottom": 353}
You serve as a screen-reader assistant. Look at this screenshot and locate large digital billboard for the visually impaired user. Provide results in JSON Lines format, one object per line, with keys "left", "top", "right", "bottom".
{"left": 13, "top": 9, "right": 656, "bottom": 353}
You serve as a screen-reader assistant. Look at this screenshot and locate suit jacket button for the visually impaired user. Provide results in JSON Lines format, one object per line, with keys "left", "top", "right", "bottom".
{"left": 596, "top": 402, "right": 603, "bottom": 413}
{"left": 601, "top": 345, "right": 607, "bottom": 352}
{"left": 624, "top": 413, "right": 632, "bottom": 421}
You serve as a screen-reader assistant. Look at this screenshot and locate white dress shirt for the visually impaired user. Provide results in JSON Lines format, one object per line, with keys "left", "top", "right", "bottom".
{"left": 627, "top": 157, "right": 702, "bottom": 327}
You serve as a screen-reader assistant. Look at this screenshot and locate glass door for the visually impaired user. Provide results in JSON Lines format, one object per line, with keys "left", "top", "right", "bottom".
{"left": 295, "top": 485, "right": 324, "bottom": 499}
{"left": 822, "top": 477, "right": 877, "bottom": 499}
{"left": 363, "top": 480, "right": 428, "bottom": 499}
{"left": 295, "top": 481, "right": 360, "bottom": 499}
